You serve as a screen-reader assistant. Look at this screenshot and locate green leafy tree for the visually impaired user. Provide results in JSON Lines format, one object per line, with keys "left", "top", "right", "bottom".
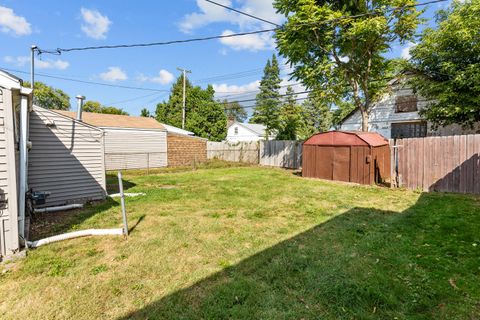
{"left": 83, "top": 100, "right": 128, "bottom": 115}
{"left": 250, "top": 54, "right": 282, "bottom": 138}
{"left": 155, "top": 75, "right": 192, "bottom": 128}
{"left": 156, "top": 76, "right": 227, "bottom": 140}
{"left": 277, "top": 86, "right": 304, "bottom": 140}
{"left": 187, "top": 86, "right": 227, "bottom": 141}
{"left": 25, "top": 81, "right": 70, "bottom": 110}
{"left": 275, "top": 0, "right": 421, "bottom": 131}
{"left": 409, "top": 0, "right": 480, "bottom": 128}
{"left": 224, "top": 100, "right": 247, "bottom": 122}
{"left": 140, "top": 108, "right": 151, "bottom": 117}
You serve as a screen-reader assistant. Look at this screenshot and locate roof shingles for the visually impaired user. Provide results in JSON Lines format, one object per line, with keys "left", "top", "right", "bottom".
{"left": 54, "top": 110, "right": 165, "bottom": 130}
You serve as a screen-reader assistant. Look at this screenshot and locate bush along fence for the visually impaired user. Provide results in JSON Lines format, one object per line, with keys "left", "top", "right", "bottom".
{"left": 207, "top": 140, "right": 303, "bottom": 169}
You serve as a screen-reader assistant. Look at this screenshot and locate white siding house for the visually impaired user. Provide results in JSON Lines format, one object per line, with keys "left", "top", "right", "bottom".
{"left": 226, "top": 121, "right": 275, "bottom": 142}
{"left": 0, "top": 70, "right": 32, "bottom": 259}
{"left": 56, "top": 111, "right": 168, "bottom": 170}
{"left": 28, "top": 106, "right": 107, "bottom": 206}
{"left": 340, "top": 78, "right": 480, "bottom": 138}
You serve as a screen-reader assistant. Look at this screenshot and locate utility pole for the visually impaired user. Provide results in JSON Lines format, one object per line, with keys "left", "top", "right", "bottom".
{"left": 177, "top": 67, "right": 191, "bottom": 129}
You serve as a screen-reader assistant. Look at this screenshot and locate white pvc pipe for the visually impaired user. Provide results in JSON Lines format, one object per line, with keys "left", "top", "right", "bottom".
{"left": 33, "top": 204, "right": 83, "bottom": 214}
{"left": 27, "top": 228, "right": 123, "bottom": 248}
{"left": 108, "top": 193, "right": 146, "bottom": 198}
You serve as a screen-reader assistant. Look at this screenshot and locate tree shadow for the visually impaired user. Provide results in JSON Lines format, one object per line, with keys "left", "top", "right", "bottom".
{"left": 118, "top": 193, "right": 479, "bottom": 319}
{"left": 430, "top": 154, "right": 480, "bottom": 194}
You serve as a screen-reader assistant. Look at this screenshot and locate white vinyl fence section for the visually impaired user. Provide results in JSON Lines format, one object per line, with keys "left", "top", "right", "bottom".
{"left": 207, "top": 140, "right": 302, "bottom": 169}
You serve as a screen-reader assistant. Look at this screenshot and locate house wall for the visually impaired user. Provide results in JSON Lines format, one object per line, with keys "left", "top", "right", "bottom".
{"left": 340, "top": 87, "right": 480, "bottom": 138}
{"left": 0, "top": 87, "right": 20, "bottom": 258}
{"left": 167, "top": 133, "right": 207, "bottom": 167}
{"left": 28, "top": 106, "right": 106, "bottom": 206}
{"left": 103, "top": 128, "right": 167, "bottom": 170}
{"left": 226, "top": 124, "right": 264, "bottom": 142}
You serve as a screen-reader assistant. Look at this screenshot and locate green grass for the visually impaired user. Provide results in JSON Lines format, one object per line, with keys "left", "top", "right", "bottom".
{"left": 0, "top": 163, "right": 479, "bottom": 319}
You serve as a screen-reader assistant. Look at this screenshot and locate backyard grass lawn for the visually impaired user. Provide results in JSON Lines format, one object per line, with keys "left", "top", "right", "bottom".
{"left": 0, "top": 163, "right": 479, "bottom": 319}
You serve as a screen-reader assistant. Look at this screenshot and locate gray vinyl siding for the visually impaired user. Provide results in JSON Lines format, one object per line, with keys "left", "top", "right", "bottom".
{"left": 0, "top": 88, "right": 19, "bottom": 258}
{"left": 103, "top": 128, "right": 167, "bottom": 170}
{"left": 28, "top": 107, "right": 106, "bottom": 206}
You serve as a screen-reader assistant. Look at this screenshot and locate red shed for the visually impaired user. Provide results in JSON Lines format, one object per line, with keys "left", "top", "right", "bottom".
{"left": 302, "top": 131, "right": 390, "bottom": 185}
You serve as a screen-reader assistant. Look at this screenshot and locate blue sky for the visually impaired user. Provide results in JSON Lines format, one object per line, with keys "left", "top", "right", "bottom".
{"left": 0, "top": 0, "right": 450, "bottom": 116}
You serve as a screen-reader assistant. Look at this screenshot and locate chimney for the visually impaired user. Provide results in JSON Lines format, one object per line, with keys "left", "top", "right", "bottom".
{"left": 76, "top": 95, "right": 85, "bottom": 121}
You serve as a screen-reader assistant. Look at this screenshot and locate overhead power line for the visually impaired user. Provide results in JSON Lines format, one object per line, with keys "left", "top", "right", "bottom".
{"left": 204, "top": 0, "right": 280, "bottom": 27}
{"left": 1, "top": 67, "right": 170, "bottom": 92}
{"left": 35, "top": 0, "right": 447, "bottom": 55}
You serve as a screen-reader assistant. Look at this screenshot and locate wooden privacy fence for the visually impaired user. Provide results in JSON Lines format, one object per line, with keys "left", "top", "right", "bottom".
{"left": 393, "top": 134, "right": 480, "bottom": 194}
{"left": 207, "top": 140, "right": 303, "bottom": 169}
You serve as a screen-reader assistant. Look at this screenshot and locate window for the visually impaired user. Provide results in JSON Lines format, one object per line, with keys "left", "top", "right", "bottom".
{"left": 234, "top": 127, "right": 238, "bottom": 135}
{"left": 391, "top": 122, "right": 427, "bottom": 139}
{"left": 395, "top": 95, "right": 418, "bottom": 113}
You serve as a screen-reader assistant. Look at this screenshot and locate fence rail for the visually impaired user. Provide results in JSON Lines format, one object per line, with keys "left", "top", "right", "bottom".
{"left": 105, "top": 152, "right": 167, "bottom": 171}
{"left": 393, "top": 134, "right": 480, "bottom": 194}
{"left": 207, "top": 140, "right": 303, "bottom": 169}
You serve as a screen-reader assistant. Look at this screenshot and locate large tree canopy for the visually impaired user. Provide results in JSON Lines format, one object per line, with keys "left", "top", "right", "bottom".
{"left": 409, "top": 0, "right": 480, "bottom": 128}
{"left": 274, "top": 0, "right": 421, "bottom": 131}
{"left": 277, "top": 86, "right": 304, "bottom": 140}
{"left": 224, "top": 100, "right": 248, "bottom": 123}
{"left": 25, "top": 81, "right": 70, "bottom": 110}
{"left": 155, "top": 76, "right": 227, "bottom": 141}
{"left": 83, "top": 100, "right": 129, "bottom": 115}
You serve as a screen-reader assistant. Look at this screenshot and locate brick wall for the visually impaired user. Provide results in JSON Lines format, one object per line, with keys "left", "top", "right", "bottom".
{"left": 167, "top": 133, "right": 207, "bottom": 167}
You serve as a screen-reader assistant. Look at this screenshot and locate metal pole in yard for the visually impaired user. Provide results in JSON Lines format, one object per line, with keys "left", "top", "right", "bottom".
{"left": 117, "top": 171, "right": 129, "bottom": 236}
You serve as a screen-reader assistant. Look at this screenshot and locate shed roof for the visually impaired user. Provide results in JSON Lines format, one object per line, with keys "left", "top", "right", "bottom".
{"left": 54, "top": 110, "right": 165, "bottom": 130}
{"left": 304, "top": 131, "right": 389, "bottom": 147}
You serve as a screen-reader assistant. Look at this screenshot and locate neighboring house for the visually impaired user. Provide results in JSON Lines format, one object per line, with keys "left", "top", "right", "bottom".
{"left": 56, "top": 111, "right": 168, "bottom": 170}
{"left": 29, "top": 106, "right": 106, "bottom": 207}
{"left": 339, "top": 77, "right": 480, "bottom": 139}
{"left": 0, "top": 70, "right": 32, "bottom": 259}
{"left": 226, "top": 121, "right": 275, "bottom": 142}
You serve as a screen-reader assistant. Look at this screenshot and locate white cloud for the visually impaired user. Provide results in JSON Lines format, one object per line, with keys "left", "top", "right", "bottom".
{"left": 99, "top": 67, "right": 127, "bottom": 82}
{"left": 0, "top": 6, "right": 31, "bottom": 36}
{"left": 219, "top": 30, "right": 274, "bottom": 51}
{"left": 4, "top": 56, "right": 69, "bottom": 70}
{"left": 401, "top": 42, "right": 416, "bottom": 60}
{"left": 180, "top": 0, "right": 282, "bottom": 51}
{"left": 213, "top": 80, "right": 261, "bottom": 97}
{"left": 138, "top": 69, "right": 175, "bottom": 85}
{"left": 80, "top": 8, "right": 111, "bottom": 39}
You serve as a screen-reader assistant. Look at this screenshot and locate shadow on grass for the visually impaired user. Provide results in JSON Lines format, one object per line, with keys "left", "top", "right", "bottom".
{"left": 106, "top": 173, "right": 137, "bottom": 194}
{"left": 119, "top": 193, "right": 479, "bottom": 319}
{"left": 30, "top": 198, "right": 118, "bottom": 241}
{"left": 129, "top": 214, "right": 145, "bottom": 234}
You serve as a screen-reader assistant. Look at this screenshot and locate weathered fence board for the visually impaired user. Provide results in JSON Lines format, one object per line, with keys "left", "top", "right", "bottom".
{"left": 207, "top": 140, "right": 303, "bottom": 169}
{"left": 393, "top": 134, "right": 480, "bottom": 194}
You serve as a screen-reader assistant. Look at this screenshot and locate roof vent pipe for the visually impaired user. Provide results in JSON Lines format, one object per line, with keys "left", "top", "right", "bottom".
{"left": 76, "top": 95, "right": 85, "bottom": 121}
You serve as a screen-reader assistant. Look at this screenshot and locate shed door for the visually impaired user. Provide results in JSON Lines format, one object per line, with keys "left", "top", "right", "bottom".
{"left": 315, "top": 147, "right": 333, "bottom": 180}
{"left": 333, "top": 147, "right": 351, "bottom": 182}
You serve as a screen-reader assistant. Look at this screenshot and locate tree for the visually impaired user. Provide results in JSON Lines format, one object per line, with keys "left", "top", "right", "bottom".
{"left": 155, "top": 76, "right": 227, "bottom": 141}
{"left": 275, "top": 0, "right": 421, "bottom": 131}
{"left": 83, "top": 100, "right": 128, "bottom": 115}
{"left": 298, "top": 91, "right": 335, "bottom": 139}
{"left": 224, "top": 100, "right": 247, "bottom": 122}
{"left": 187, "top": 86, "right": 227, "bottom": 141}
{"left": 155, "top": 75, "right": 192, "bottom": 128}
{"left": 250, "top": 54, "right": 282, "bottom": 138}
{"left": 140, "top": 108, "right": 151, "bottom": 117}
{"left": 408, "top": 0, "right": 480, "bottom": 128}
{"left": 277, "top": 86, "right": 304, "bottom": 140}
{"left": 25, "top": 81, "right": 70, "bottom": 110}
